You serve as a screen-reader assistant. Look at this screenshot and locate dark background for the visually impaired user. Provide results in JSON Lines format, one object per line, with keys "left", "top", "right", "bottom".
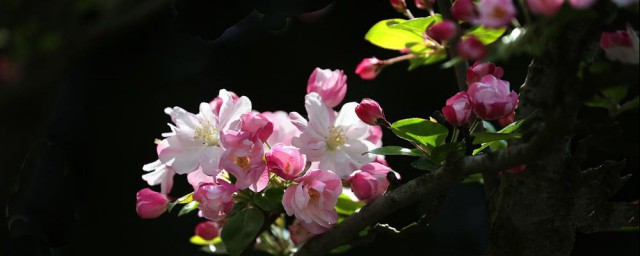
{"left": 1, "top": 0, "right": 637, "bottom": 255}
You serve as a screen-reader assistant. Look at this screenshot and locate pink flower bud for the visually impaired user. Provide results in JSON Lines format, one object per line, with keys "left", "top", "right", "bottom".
{"left": 451, "top": 0, "right": 478, "bottom": 22}
{"left": 526, "top": 0, "right": 564, "bottom": 16}
{"left": 467, "top": 61, "right": 504, "bottom": 84}
{"left": 457, "top": 36, "right": 487, "bottom": 60}
{"left": 136, "top": 188, "right": 169, "bottom": 219}
{"left": 307, "top": 68, "right": 348, "bottom": 108}
{"left": 427, "top": 20, "right": 458, "bottom": 42}
{"left": 266, "top": 143, "right": 307, "bottom": 180}
{"left": 195, "top": 221, "right": 220, "bottom": 240}
{"left": 390, "top": 0, "right": 408, "bottom": 13}
{"left": 193, "top": 181, "right": 238, "bottom": 221}
{"left": 468, "top": 75, "right": 519, "bottom": 120}
{"left": 415, "top": 0, "right": 436, "bottom": 9}
{"left": 442, "top": 91, "right": 473, "bottom": 126}
{"left": 474, "top": 0, "right": 517, "bottom": 29}
{"left": 355, "top": 57, "right": 384, "bottom": 80}
{"left": 600, "top": 27, "right": 639, "bottom": 64}
{"left": 568, "top": 0, "right": 596, "bottom": 9}
{"left": 355, "top": 98, "right": 388, "bottom": 126}
{"left": 346, "top": 163, "right": 400, "bottom": 202}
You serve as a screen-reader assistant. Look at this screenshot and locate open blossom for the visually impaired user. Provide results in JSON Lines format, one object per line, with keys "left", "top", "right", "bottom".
{"left": 193, "top": 180, "right": 238, "bottom": 221}
{"left": 195, "top": 221, "right": 221, "bottom": 240}
{"left": 136, "top": 188, "right": 169, "bottom": 219}
{"left": 474, "top": 0, "right": 516, "bottom": 29}
{"left": 158, "top": 89, "right": 252, "bottom": 176}
{"left": 600, "top": 26, "right": 639, "bottom": 64}
{"left": 307, "top": 68, "right": 348, "bottom": 108}
{"left": 367, "top": 125, "right": 383, "bottom": 147}
{"left": 282, "top": 170, "right": 342, "bottom": 234}
{"left": 240, "top": 112, "right": 274, "bottom": 142}
{"left": 526, "top": 0, "right": 563, "bottom": 16}
{"left": 142, "top": 142, "right": 176, "bottom": 195}
{"left": 291, "top": 93, "right": 376, "bottom": 178}
{"left": 210, "top": 91, "right": 239, "bottom": 116}
{"left": 442, "top": 91, "right": 473, "bottom": 126}
{"left": 262, "top": 111, "right": 301, "bottom": 146}
{"left": 467, "top": 61, "right": 504, "bottom": 84}
{"left": 266, "top": 143, "right": 307, "bottom": 180}
{"left": 346, "top": 163, "right": 400, "bottom": 202}
{"left": 289, "top": 219, "right": 316, "bottom": 245}
{"left": 468, "top": 75, "right": 519, "bottom": 120}
{"left": 219, "top": 130, "right": 269, "bottom": 192}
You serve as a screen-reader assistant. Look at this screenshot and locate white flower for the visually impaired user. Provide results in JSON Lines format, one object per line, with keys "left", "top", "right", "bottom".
{"left": 158, "top": 89, "right": 252, "bottom": 176}
{"left": 142, "top": 159, "right": 175, "bottom": 195}
{"left": 291, "top": 93, "right": 375, "bottom": 178}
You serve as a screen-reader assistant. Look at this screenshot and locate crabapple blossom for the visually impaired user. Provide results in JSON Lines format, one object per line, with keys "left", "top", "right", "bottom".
{"left": 457, "top": 36, "right": 487, "bottom": 60}
{"left": 355, "top": 57, "right": 384, "bottom": 80}
{"left": 600, "top": 26, "right": 639, "bottom": 64}
{"left": 291, "top": 93, "right": 376, "bottom": 178}
{"left": 355, "top": 98, "right": 388, "bottom": 127}
{"left": 262, "top": 111, "right": 301, "bottom": 146}
{"left": 266, "top": 143, "right": 307, "bottom": 180}
{"left": 346, "top": 163, "right": 400, "bottom": 202}
{"left": 307, "top": 68, "right": 348, "bottom": 108}
{"left": 442, "top": 91, "right": 473, "bottom": 126}
{"left": 136, "top": 188, "right": 169, "bottom": 219}
{"left": 366, "top": 125, "right": 383, "bottom": 147}
{"left": 427, "top": 20, "right": 458, "bottom": 42}
{"left": 282, "top": 170, "right": 342, "bottom": 234}
{"left": 467, "top": 61, "right": 504, "bottom": 84}
{"left": 474, "top": 0, "right": 517, "bottom": 29}
{"left": 195, "top": 221, "right": 221, "bottom": 240}
{"left": 289, "top": 219, "right": 316, "bottom": 245}
{"left": 193, "top": 180, "right": 237, "bottom": 221}
{"left": 210, "top": 90, "right": 239, "bottom": 116}
{"left": 219, "top": 130, "right": 269, "bottom": 192}
{"left": 526, "top": 0, "right": 564, "bottom": 16}
{"left": 451, "top": 0, "right": 478, "bottom": 22}
{"left": 142, "top": 160, "right": 175, "bottom": 195}
{"left": 468, "top": 75, "right": 519, "bottom": 120}
{"left": 240, "top": 112, "right": 274, "bottom": 142}
{"left": 158, "top": 89, "right": 251, "bottom": 176}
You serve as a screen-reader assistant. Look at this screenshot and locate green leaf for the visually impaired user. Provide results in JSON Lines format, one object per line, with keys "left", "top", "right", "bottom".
{"left": 440, "top": 57, "right": 463, "bottom": 69}
{"left": 368, "top": 146, "right": 423, "bottom": 156}
{"left": 391, "top": 118, "right": 449, "bottom": 148}
{"left": 254, "top": 187, "right": 284, "bottom": 212}
{"left": 336, "top": 193, "right": 365, "bottom": 216}
{"left": 410, "top": 157, "right": 437, "bottom": 171}
{"left": 473, "top": 119, "right": 525, "bottom": 155}
{"left": 408, "top": 50, "right": 447, "bottom": 70}
{"left": 167, "top": 192, "right": 194, "bottom": 213}
{"left": 178, "top": 201, "right": 199, "bottom": 217}
{"left": 190, "top": 236, "right": 222, "bottom": 245}
{"left": 391, "top": 15, "right": 442, "bottom": 35}
{"left": 431, "top": 142, "right": 465, "bottom": 164}
{"left": 471, "top": 132, "right": 522, "bottom": 144}
{"left": 221, "top": 207, "right": 265, "bottom": 256}
{"left": 463, "top": 173, "right": 484, "bottom": 184}
{"left": 482, "top": 120, "right": 498, "bottom": 132}
{"left": 464, "top": 26, "right": 507, "bottom": 45}
{"left": 330, "top": 244, "right": 353, "bottom": 254}
{"left": 365, "top": 19, "right": 423, "bottom": 50}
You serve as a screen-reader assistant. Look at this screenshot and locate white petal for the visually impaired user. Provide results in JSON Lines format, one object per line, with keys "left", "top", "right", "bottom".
{"left": 305, "top": 93, "right": 331, "bottom": 138}
{"left": 142, "top": 160, "right": 163, "bottom": 171}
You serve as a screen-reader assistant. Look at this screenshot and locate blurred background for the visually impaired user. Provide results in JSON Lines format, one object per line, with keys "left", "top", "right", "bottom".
{"left": 0, "top": 0, "right": 637, "bottom": 255}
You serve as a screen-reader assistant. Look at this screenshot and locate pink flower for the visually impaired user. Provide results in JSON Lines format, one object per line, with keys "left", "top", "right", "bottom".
{"left": 193, "top": 181, "right": 238, "bottom": 221}
{"left": 442, "top": 91, "right": 473, "bottom": 126}
{"left": 427, "top": 20, "right": 458, "bottom": 42}
{"left": 468, "top": 75, "right": 519, "bottom": 120}
{"left": 195, "top": 221, "right": 221, "bottom": 240}
{"left": 457, "top": 36, "right": 487, "bottom": 60}
{"left": 415, "top": 0, "right": 436, "bottom": 9}
{"left": 241, "top": 112, "right": 273, "bottom": 142}
{"left": 497, "top": 110, "right": 515, "bottom": 127}
{"left": 600, "top": 26, "right": 639, "bottom": 64}
{"left": 367, "top": 125, "right": 383, "bottom": 147}
{"left": 282, "top": 170, "right": 342, "bottom": 234}
{"left": 451, "top": 0, "right": 478, "bottom": 22}
{"left": 219, "top": 131, "right": 269, "bottom": 192}
{"left": 307, "top": 68, "right": 348, "bottom": 108}
{"left": 390, "top": 0, "right": 408, "bottom": 13}
{"left": 355, "top": 98, "right": 388, "bottom": 126}
{"left": 346, "top": 163, "right": 399, "bottom": 202}
{"left": 474, "top": 0, "right": 517, "bottom": 29}
{"left": 568, "top": 0, "right": 596, "bottom": 9}
{"left": 266, "top": 143, "right": 307, "bottom": 180}
{"left": 136, "top": 188, "right": 169, "bottom": 219}
{"left": 467, "top": 61, "right": 504, "bottom": 84}
{"left": 289, "top": 219, "right": 316, "bottom": 245}
{"left": 526, "top": 0, "right": 564, "bottom": 16}
{"left": 262, "top": 111, "right": 301, "bottom": 146}
{"left": 210, "top": 91, "right": 239, "bottom": 116}
{"left": 355, "top": 57, "right": 384, "bottom": 80}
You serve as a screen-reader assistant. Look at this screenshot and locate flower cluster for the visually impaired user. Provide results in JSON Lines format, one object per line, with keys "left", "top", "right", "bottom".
{"left": 135, "top": 67, "right": 399, "bottom": 246}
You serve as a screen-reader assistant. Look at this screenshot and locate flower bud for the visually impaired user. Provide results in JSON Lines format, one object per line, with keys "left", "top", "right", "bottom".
{"left": 427, "top": 20, "right": 458, "bottom": 42}
{"left": 600, "top": 27, "right": 639, "bottom": 64}
{"left": 390, "top": 0, "right": 408, "bottom": 13}
{"left": 526, "top": 0, "right": 563, "bottom": 16}
{"left": 451, "top": 0, "right": 478, "bottom": 22}
{"left": 193, "top": 181, "right": 238, "bottom": 221}
{"left": 457, "top": 36, "right": 487, "bottom": 60}
{"left": 346, "top": 163, "right": 399, "bottom": 202}
{"left": 355, "top": 57, "right": 384, "bottom": 80}
{"left": 468, "top": 75, "right": 519, "bottom": 120}
{"left": 467, "top": 61, "right": 504, "bottom": 84}
{"left": 474, "top": 0, "right": 516, "bottom": 29}
{"left": 241, "top": 112, "right": 274, "bottom": 142}
{"left": 415, "top": 0, "right": 436, "bottom": 10}
{"left": 266, "top": 143, "right": 307, "bottom": 180}
{"left": 307, "top": 68, "right": 348, "bottom": 108}
{"left": 195, "top": 221, "right": 220, "bottom": 240}
{"left": 136, "top": 188, "right": 169, "bottom": 219}
{"left": 355, "top": 98, "right": 388, "bottom": 126}
{"left": 442, "top": 91, "right": 472, "bottom": 126}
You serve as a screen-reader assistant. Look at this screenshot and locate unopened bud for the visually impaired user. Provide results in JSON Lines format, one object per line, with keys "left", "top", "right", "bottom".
{"left": 457, "top": 36, "right": 487, "bottom": 60}
{"left": 355, "top": 57, "right": 384, "bottom": 80}
{"left": 427, "top": 20, "right": 458, "bottom": 42}
{"left": 355, "top": 98, "right": 389, "bottom": 127}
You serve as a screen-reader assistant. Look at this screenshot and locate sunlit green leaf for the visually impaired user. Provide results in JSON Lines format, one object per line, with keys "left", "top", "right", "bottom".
{"left": 391, "top": 15, "right": 442, "bottom": 35}
{"left": 368, "top": 146, "right": 423, "bottom": 156}
{"left": 221, "top": 207, "right": 265, "bottom": 256}
{"left": 411, "top": 157, "right": 437, "bottom": 171}
{"left": 464, "top": 26, "right": 507, "bottom": 45}
{"left": 391, "top": 118, "right": 449, "bottom": 148}
{"left": 167, "top": 192, "right": 194, "bottom": 213}
{"left": 336, "top": 193, "right": 364, "bottom": 216}
{"left": 365, "top": 19, "right": 423, "bottom": 50}
{"left": 190, "top": 235, "right": 222, "bottom": 246}
{"left": 178, "top": 201, "right": 199, "bottom": 217}
{"left": 408, "top": 50, "right": 447, "bottom": 70}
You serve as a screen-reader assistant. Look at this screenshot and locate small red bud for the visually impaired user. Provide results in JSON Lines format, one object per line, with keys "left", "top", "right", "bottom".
{"left": 355, "top": 98, "right": 388, "bottom": 126}
{"left": 390, "top": 0, "right": 408, "bottom": 13}
{"left": 427, "top": 20, "right": 458, "bottom": 41}
{"left": 451, "top": 0, "right": 478, "bottom": 22}
{"left": 414, "top": 0, "right": 436, "bottom": 10}
{"left": 355, "top": 57, "right": 384, "bottom": 80}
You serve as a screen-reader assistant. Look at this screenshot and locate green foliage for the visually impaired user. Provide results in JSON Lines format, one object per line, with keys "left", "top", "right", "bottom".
{"left": 221, "top": 207, "right": 265, "bottom": 256}
{"left": 464, "top": 26, "right": 507, "bottom": 45}
{"left": 391, "top": 118, "right": 449, "bottom": 148}
{"left": 254, "top": 187, "right": 285, "bottom": 212}
{"left": 408, "top": 51, "right": 447, "bottom": 70}
{"left": 167, "top": 192, "right": 194, "bottom": 213}
{"left": 365, "top": 15, "right": 442, "bottom": 50}
{"left": 177, "top": 201, "right": 199, "bottom": 217}
{"left": 410, "top": 157, "right": 437, "bottom": 171}
{"left": 463, "top": 173, "right": 484, "bottom": 184}
{"left": 585, "top": 85, "right": 628, "bottom": 108}
{"left": 473, "top": 119, "right": 525, "bottom": 155}
{"left": 335, "top": 193, "right": 365, "bottom": 216}
{"left": 431, "top": 142, "right": 465, "bottom": 164}
{"left": 368, "top": 146, "right": 423, "bottom": 157}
